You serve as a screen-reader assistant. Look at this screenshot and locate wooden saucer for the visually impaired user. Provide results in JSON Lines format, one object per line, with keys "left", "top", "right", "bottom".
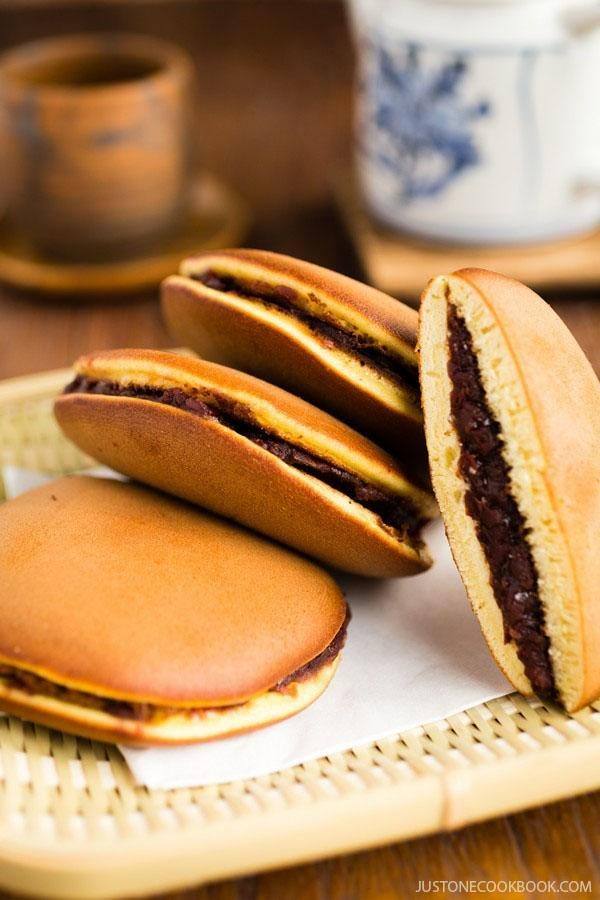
{"left": 337, "top": 174, "right": 600, "bottom": 304}
{"left": 0, "top": 173, "right": 250, "bottom": 297}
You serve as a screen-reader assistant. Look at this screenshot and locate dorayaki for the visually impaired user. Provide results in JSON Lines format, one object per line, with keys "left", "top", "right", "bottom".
{"left": 54, "top": 349, "right": 436, "bottom": 577}
{"left": 161, "top": 249, "right": 426, "bottom": 472}
{"left": 0, "top": 476, "right": 348, "bottom": 745}
{"left": 419, "top": 268, "right": 600, "bottom": 712}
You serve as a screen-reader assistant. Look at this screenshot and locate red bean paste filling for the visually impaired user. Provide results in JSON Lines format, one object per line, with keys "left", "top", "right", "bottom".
{"left": 64, "top": 376, "right": 424, "bottom": 541}
{"left": 0, "top": 608, "right": 350, "bottom": 723}
{"left": 447, "top": 303, "right": 555, "bottom": 700}
{"left": 192, "top": 270, "right": 420, "bottom": 402}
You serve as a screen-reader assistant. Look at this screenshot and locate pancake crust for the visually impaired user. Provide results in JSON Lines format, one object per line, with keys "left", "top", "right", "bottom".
{"left": 0, "top": 477, "right": 346, "bottom": 705}
{"left": 161, "top": 249, "right": 426, "bottom": 464}
{"left": 0, "top": 658, "right": 339, "bottom": 747}
{"left": 420, "top": 269, "right": 600, "bottom": 711}
{"left": 55, "top": 350, "right": 434, "bottom": 577}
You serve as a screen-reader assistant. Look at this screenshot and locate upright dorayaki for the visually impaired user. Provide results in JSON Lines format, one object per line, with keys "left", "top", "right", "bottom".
{"left": 0, "top": 476, "right": 348, "bottom": 745}
{"left": 161, "top": 249, "right": 426, "bottom": 471}
{"left": 419, "top": 268, "right": 600, "bottom": 712}
{"left": 54, "top": 349, "right": 436, "bottom": 577}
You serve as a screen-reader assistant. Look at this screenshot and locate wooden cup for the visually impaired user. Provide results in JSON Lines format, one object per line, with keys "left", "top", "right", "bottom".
{"left": 0, "top": 34, "right": 193, "bottom": 260}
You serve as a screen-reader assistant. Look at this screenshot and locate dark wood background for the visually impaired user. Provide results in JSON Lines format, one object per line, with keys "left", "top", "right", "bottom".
{"left": 0, "top": 3, "right": 598, "bottom": 897}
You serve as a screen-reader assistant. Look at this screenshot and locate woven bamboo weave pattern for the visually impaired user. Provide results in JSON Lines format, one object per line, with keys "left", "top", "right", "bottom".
{"left": 0, "top": 369, "right": 598, "bottom": 899}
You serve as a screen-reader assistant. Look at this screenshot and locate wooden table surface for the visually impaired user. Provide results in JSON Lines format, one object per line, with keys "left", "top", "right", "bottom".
{"left": 0, "top": 3, "right": 599, "bottom": 897}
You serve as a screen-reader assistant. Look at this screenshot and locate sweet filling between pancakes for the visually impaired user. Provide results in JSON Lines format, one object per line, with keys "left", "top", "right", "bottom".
{"left": 0, "top": 609, "right": 350, "bottom": 723}
{"left": 64, "top": 376, "right": 424, "bottom": 541}
{"left": 446, "top": 304, "right": 555, "bottom": 699}
{"left": 192, "top": 270, "right": 420, "bottom": 405}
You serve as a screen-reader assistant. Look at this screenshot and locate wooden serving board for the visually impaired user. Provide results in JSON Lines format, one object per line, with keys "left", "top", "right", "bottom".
{"left": 337, "top": 176, "right": 600, "bottom": 304}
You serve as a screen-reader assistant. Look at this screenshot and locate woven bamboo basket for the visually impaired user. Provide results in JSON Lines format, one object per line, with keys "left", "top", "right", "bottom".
{"left": 0, "top": 368, "right": 599, "bottom": 900}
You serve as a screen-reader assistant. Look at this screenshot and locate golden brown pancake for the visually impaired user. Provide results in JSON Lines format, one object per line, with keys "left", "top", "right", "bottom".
{"left": 419, "top": 268, "right": 600, "bottom": 711}
{"left": 161, "top": 249, "right": 426, "bottom": 471}
{"left": 0, "top": 476, "right": 348, "bottom": 745}
{"left": 54, "top": 349, "right": 436, "bottom": 577}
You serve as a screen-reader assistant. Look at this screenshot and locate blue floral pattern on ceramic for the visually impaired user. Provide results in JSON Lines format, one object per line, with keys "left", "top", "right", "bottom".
{"left": 361, "top": 42, "right": 491, "bottom": 202}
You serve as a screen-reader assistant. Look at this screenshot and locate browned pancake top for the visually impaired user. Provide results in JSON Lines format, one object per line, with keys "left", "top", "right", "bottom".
{"left": 0, "top": 476, "right": 346, "bottom": 705}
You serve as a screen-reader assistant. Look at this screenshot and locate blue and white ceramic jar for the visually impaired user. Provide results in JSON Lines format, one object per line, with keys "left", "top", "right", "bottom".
{"left": 350, "top": 0, "right": 600, "bottom": 244}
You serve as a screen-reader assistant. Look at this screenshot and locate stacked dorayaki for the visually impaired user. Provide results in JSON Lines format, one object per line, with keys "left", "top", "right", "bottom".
{"left": 0, "top": 252, "right": 598, "bottom": 746}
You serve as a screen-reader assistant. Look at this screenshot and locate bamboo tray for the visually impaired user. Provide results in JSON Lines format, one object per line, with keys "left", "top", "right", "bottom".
{"left": 0, "top": 368, "right": 599, "bottom": 900}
